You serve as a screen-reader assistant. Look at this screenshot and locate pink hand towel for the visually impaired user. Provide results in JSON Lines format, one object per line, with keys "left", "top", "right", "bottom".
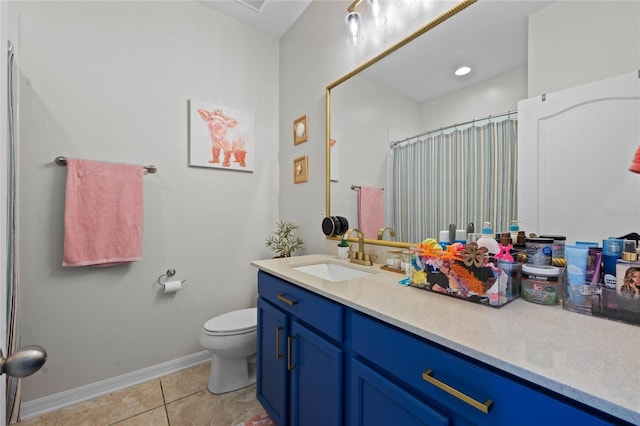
{"left": 63, "top": 159, "right": 143, "bottom": 267}
{"left": 630, "top": 145, "right": 640, "bottom": 174}
{"left": 358, "top": 186, "right": 384, "bottom": 239}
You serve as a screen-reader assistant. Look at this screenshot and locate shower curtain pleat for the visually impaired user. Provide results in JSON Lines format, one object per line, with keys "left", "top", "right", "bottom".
{"left": 391, "top": 117, "right": 517, "bottom": 243}
{"left": 6, "top": 40, "right": 21, "bottom": 425}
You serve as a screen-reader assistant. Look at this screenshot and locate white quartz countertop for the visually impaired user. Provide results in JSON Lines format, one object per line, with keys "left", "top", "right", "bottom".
{"left": 252, "top": 254, "right": 640, "bottom": 425}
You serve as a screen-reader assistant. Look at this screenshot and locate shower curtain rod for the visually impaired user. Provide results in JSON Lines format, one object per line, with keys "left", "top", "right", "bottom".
{"left": 54, "top": 156, "right": 158, "bottom": 174}
{"left": 390, "top": 110, "right": 517, "bottom": 147}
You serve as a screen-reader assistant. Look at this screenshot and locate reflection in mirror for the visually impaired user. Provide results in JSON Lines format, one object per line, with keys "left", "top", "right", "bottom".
{"left": 389, "top": 112, "right": 518, "bottom": 243}
{"left": 327, "top": 0, "right": 552, "bottom": 247}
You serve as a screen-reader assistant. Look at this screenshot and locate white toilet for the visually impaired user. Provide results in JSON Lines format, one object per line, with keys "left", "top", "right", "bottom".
{"left": 199, "top": 307, "right": 258, "bottom": 394}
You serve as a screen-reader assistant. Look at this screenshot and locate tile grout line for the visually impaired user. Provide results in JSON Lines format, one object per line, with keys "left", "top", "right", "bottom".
{"left": 159, "top": 377, "right": 171, "bottom": 425}
{"left": 106, "top": 379, "right": 166, "bottom": 426}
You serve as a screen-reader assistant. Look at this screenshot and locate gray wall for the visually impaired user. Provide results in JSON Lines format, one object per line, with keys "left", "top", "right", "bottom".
{"left": 528, "top": 1, "right": 640, "bottom": 96}
{"left": 16, "top": 1, "right": 279, "bottom": 402}
{"left": 278, "top": 1, "right": 360, "bottom": 254}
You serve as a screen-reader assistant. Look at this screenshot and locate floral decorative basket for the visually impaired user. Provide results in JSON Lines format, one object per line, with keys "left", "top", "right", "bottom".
{"left": 408, "top": 242, "right": 521, "bottom": 308}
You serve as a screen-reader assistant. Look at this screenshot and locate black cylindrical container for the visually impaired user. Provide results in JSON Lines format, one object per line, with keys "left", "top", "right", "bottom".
{"left": 322, "top": 216, "right": 349, "bottom": 237}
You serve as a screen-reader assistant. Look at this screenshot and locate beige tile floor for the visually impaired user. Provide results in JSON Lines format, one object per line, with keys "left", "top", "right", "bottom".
{"left": 18, "top": 363, "right": 265, "bottom": 426}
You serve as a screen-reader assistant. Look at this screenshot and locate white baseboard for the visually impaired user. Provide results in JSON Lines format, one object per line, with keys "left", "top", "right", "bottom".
{"left": 20, "top": 351, "right": 212, "bottom": 421}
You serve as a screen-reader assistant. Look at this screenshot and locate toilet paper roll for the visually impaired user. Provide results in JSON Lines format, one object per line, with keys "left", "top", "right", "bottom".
{"left": 163, "top": 280, "right": 182, "bottom": 294}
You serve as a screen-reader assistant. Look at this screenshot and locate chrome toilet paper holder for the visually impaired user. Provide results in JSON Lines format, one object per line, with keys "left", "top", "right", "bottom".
{"left": 157, "top": 268, "right": 186, "bottom": 289}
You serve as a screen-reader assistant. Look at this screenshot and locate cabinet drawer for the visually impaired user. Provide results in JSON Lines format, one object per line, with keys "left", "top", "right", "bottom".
{"left": 258, "top": 271, "right": 343, "bottom": 342}
{"left": 350, "top": 311, "right": 613, "bottom": 426}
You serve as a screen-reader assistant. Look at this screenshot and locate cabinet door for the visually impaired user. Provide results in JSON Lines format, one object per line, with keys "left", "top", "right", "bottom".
{"left": 351, "top": 359, "right": 450, "bottom": 426}
{"left": 290, "top": 320, "right": 342, "bottom": 426}
{"left": 257, "top": 298, "right": 288, "bottom": 426}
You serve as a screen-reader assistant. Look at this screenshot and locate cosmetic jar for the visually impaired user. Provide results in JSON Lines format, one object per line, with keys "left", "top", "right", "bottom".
{"left": 539, "top": 235, "right": 566, "bottom": 259}
{"left": 521, "top": 265, "right": 562, "bottom": 305}
{"left": 525, "top": 237, "right": 553, "bottom": 266}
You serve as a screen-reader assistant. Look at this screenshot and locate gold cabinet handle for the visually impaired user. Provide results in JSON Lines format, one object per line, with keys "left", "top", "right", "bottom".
{"left": 422, "top": 370, "right": 493, "bottom": 414}
{"left": 287, "top": 336, "right": 295, "bottom": 371}
{"left": 275, "top": 327, "right": 284, "bottom": 359}
{"left": 277, "top": 294, "right": 298, "bottom": 306}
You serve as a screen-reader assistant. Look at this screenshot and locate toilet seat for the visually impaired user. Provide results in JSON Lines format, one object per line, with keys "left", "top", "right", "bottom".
{"left": 203, "top": 307, "right": 257, "bottom": 336}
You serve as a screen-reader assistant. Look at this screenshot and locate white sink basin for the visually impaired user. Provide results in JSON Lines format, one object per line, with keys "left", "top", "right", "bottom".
{"left": 293, "top": 262, "right": 372, "bottom": 282}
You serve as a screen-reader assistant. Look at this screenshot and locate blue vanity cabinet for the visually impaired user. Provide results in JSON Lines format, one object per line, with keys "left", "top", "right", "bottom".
{"left": 257, "top": 271, "right": 343, "bottom": 426}
{"left": 257, "top": 298, "right": 288, "bottom": 425}
{"left": 350, "top": 358, "right": 450, "bottom": 426}
{"left": 349, "top": 311, "right": 621, "bottom": 426}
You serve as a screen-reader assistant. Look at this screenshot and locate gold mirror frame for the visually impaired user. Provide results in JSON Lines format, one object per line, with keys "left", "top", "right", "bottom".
{"left": 325, "top": 0, "right": 477, "bottom": 249}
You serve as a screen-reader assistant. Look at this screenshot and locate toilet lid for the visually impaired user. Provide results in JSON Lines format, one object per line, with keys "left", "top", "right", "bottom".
{"left": 204, "top": 307, "right": 257, "bottom": 333}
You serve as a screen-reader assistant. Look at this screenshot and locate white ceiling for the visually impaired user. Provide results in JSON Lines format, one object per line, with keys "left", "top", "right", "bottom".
{"left": 198, "top": 0, "right": 312, "bottom": 38}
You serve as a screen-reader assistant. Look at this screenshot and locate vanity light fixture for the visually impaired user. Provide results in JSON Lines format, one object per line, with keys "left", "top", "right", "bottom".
{"left": 345, "top": 9, "right": 363, "bottom": 46}
{"left": 367, "top": 0, "right": 387, "bottom": 29}
{"left": 454, "top": 66, "right": 472, "bottom": 76}
{"left": 344, "top": 0, "right": 387, "bottom": 46}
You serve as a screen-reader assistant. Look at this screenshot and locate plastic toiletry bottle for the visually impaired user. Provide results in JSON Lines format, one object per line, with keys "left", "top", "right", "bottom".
{"left": 402, "top": 250, "right": 412, "bottom": 278}
{"left": 509, "top": 220, "right": 519, "bottom": 243}
{"left": 565, "top": 245, "right": 589, "bottom": 286}
{"left": 602, "top": 238, "right": 623, "bottom": 289}
{"left": 476, "top": 222, "right": 500, "bottom": 255}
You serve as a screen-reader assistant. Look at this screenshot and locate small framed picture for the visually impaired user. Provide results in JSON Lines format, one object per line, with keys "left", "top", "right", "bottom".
{"left": 293, "top": 156, "right": 308, "bottom": 184}
{"left": 293, "top": 115, "right": 308, "bottom": 145}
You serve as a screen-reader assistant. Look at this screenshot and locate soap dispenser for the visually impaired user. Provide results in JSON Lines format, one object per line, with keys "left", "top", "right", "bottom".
{"left": 476, "top": 221, "right": 500, "bottom": 255}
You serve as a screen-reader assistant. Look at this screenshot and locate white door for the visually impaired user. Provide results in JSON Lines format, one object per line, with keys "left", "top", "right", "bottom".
{"left": 518, "top": 71, "right": 640, "bottom": 244}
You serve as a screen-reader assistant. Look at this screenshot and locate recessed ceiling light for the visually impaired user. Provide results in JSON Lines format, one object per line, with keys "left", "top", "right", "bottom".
{"left": 454, "top": 66, "right": 471, "bottom": 76}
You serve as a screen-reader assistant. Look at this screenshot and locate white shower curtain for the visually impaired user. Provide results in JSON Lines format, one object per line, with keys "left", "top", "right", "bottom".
{"left": 390, "top": 116, "right": 518, "bottom": 243}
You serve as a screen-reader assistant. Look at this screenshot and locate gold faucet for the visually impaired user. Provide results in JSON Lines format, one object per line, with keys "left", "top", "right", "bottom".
{"left": 377, "top": 226, "right": 395, "bottom": 241}
{"left": 344, "top": 228, "right": 373, "bottom": 266}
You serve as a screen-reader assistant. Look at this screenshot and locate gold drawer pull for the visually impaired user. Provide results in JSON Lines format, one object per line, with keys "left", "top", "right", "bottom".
{"left": 277, "top": 294, "right": 298, "bottom": 306}
{"left": 422, "top": 370, "right": 493, "bottom": 414}
{"left": 275, "top": 327, "right": 284, "bottom": 359}
{"left": 287, "top": 336, "right": 295, "bottom": 371}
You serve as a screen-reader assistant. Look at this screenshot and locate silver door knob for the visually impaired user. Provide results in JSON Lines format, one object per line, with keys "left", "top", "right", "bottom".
{"left": 0, "top": 345, "right": 47, "bottom": 378}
